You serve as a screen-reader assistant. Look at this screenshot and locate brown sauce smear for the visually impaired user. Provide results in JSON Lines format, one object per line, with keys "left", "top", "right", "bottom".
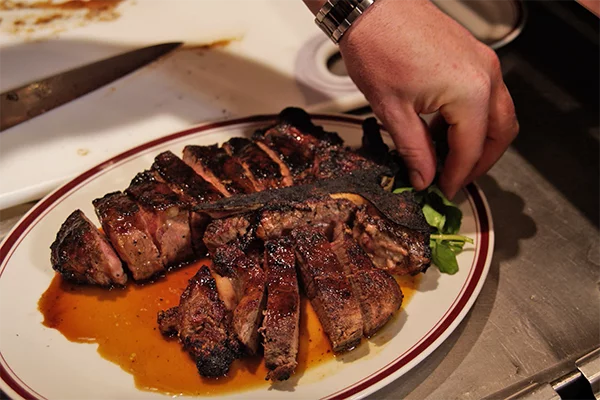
{"left": 38, "top": 260, "right": 419, "bottom": 396}
{"left": 1, "top": 1, "right": 123, "bottom": 12}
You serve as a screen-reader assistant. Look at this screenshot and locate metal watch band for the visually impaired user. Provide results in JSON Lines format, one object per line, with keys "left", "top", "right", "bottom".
{"left": 315, "top": 0, "right": 376, "bottom": 44}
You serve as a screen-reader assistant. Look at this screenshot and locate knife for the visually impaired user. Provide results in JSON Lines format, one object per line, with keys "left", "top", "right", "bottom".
{"left": 0, "top": 42, "right": 182, "bottom": 132}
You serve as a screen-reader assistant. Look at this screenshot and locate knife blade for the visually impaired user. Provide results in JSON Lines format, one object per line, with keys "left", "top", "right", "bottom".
{"left": 0, "top": 42, "right": 182, "bottom": 132}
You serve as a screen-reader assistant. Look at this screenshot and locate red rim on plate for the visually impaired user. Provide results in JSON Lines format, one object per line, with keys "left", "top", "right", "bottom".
{"left": 0, "top": 114, "right": 492, "bottom": 400}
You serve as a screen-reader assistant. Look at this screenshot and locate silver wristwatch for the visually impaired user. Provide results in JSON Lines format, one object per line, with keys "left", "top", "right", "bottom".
{"left": 315, "top": 0, "right": 376, "bottom": 45}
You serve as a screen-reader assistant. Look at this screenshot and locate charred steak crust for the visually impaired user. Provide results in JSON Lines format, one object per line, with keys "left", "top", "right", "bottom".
{"left": 213, "top": 244, "right": 266, "bottom": 355}
{"left": 291, "top": 227, "right": 363, "bottom": 353}
{"left": 353, "top": 208, "right": 431, "bottom": 275}
{"left": 331, "top": 225, "right": 403, "bottom": 337}
{"left": 261, "top": 237, "right": 300, "bottom": 381}
{"left": 92, "top": 191, "right": 164, "bottom": 281}
{"left": 50, "top": 209, "right": 126, "bottom": 286}
{"left": 157, "top": 266, "right": 241, "bottom": 377}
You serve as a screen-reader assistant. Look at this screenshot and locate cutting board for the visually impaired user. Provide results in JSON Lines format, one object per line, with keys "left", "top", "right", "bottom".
{"left": 0, "top": 0, "right": 367, "bottom": 210}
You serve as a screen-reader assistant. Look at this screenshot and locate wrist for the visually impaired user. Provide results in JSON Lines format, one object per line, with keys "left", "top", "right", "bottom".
{"left": 312, "top": 0, "right": 379, "bottom": 45}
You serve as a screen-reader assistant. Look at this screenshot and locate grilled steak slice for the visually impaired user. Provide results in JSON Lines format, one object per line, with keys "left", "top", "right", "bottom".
{"left": 275, "top": 107, "right": 344, "bottom": 147}
{"left": 261, "top": 237, "right": 300, "bottom": 381}
{"left": 50, "top": 209, "right": 126, "bottom": 286}
{"left": 213, "top": 244, "right": 266, "bottom": 354}
{"left": 291, "top": 227, "right": 363, "bottom": 352}
{"left": 257, "top": 196, "right": 357, "bottom": 240}
{"left": 253, "top": 124, "right": 319, "bottom": 183}
{"left": 157, "top": 265, "right": 241, "bottom": 377}
{"left": 309, "top": 145, "right": 378, "bottom": 182}
{"left": 203, "top": 214, "right": 251, "bottom": 256}
{"left": 223, "top": 137, "right": 292, "bottom": 190}
{"left": 353, "top": 208, "right": 431, "bottom": 275}
{"left": 125, "top": 172, "right": 195, "bottom": 267}
{"left": 331, "top": 225, "right": 403, "bottom": 336}
{"left": 152, "top": 151, "right": 223, "bottom": 204}
{"left": 183, "top": 144, "right": 256, "bottom": 196}
{"left": 151, "top": 151, "right": 223, "bottom": 255}
{"left": 92, "top": 191, "right": 164, "bottom": 280}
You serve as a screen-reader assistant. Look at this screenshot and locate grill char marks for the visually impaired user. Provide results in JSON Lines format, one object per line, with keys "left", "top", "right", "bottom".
{"left": 291, "top": 227, "right": 363, "bottom": 353}
{"left": 212, "top": 244, "right": 266, "bottom": 355}
{"left": 152, "top": 151, "right": 223, "bottom": 205}
{"left": 125, "top": 172, "right": 195, "bottom": 268}
{"left": 157, "top": 266, "right": 241, "bottom": 377}
{"left": 50, "top": 209, "right": 126, "bottom": 286}
{"left": 331, "top": 225, "right": 403, "bottom": 336}
{"left": 257, "top": 197, "right": 357, "bottom": 240}
{"left": 261, "top": 237, "right": 300, "bottom": 381}
{"left": 183, "top": 145, "right": 256, "bottom": 196}
{"left": 92, "top": 191, "right": 164, "bottom": 281}
{"left": 353, "top": 208, "right": 431, "bottom": 275}
{"left": 223, "top": 137, "right": 292, "bottom": 190}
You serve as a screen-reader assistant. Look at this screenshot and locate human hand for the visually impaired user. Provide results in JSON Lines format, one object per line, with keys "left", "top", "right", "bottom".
{"left": 336, "top": 0, "right": 519, "bottom": 199}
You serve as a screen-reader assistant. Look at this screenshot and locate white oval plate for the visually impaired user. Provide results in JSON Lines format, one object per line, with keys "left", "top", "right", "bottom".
{"left": 0, "top": 114, "right": 493, "bottom": 400}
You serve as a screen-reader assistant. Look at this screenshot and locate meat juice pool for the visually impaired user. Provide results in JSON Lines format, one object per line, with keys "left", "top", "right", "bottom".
{"left": 39, "top": 259, "right": 419, "bottom": 396}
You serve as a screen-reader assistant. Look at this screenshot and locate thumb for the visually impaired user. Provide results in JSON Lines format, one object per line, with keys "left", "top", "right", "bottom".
{"left": 374, "top": 104, "right": 437, "bottom": 191}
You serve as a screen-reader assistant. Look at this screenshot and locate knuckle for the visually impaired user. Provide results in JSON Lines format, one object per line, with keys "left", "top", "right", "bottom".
{"left": 484, "top": 47, "right": 502, "bottom": 75}
{"left": 510, "top": 117, "right": 520, "bottom": 139}
{"left": 469, "top": 70, "right": 492, "bottom": 99}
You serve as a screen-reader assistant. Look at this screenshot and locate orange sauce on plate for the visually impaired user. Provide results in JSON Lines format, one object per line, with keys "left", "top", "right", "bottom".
{"left": 38, "top": 260, "right": 419, "bottom": 396}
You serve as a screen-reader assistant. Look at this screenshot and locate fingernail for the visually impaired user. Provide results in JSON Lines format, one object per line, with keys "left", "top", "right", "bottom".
{"left": 409, "top": 170, "right": 425, "bottom": 190}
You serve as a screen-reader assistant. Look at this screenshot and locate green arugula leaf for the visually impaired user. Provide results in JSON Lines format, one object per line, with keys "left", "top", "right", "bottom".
{"left": 422, "top": 204, "right": 446, "bottom": 232}
{"left": 426, "top": 186, "right": 463, "bottom": 234}
{"left": 392, "top": 187, "right": 414, "bottom": 194}
{"left": 431, "top": 240, "right": 459, "bottom": 274}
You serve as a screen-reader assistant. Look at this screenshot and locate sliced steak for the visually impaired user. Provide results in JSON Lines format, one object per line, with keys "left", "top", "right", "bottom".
{"left": 203, "top": 214, "right": 251, "bottom": 256}
{"left": 213, "top": 244, "right": 266, "bottom": 355}
{"left": 291, "top": 227, "right": 363, "bottom": 352}
{"left": 260, "top": 237, "right": 300, "bottom": 381}
{"left": 353, "top": 208, "right": 431, "bottom": 275}
{"left": 257, "top": 196, "right": 357, "bottom": 240}
{"left": 151, "top": 151, "right": 223, "bottom": 256}
{"left": 253, "top": 125, "right": 317, "bottom": 183}
{"left": 308, "top": 145, "right": 378, "bottom": 182}
{"left": 183, "top": 144, "right": 256, "bottom": 196}
{"left": 275, "top": 107, "right": 344, "bottom": 147}
{"left": 151, "top": 151, "right": 223, "bottom": 204}
{"left": 50, "top": 209, "right": 126, "bottom": 286}
{"left": 92, "top": 191, "right": 164, "bottom": 280}
{"left": 223, "top": 137, "right": 292, "bottom": 190}
{"left": 157, "top": 265, "right": 241, "bottom": 377}
{"left": 125, "top": 172, "right": 195, "bottom": 266}
{"left": 331, "top": 224, "right": 403, "bottom": 337}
